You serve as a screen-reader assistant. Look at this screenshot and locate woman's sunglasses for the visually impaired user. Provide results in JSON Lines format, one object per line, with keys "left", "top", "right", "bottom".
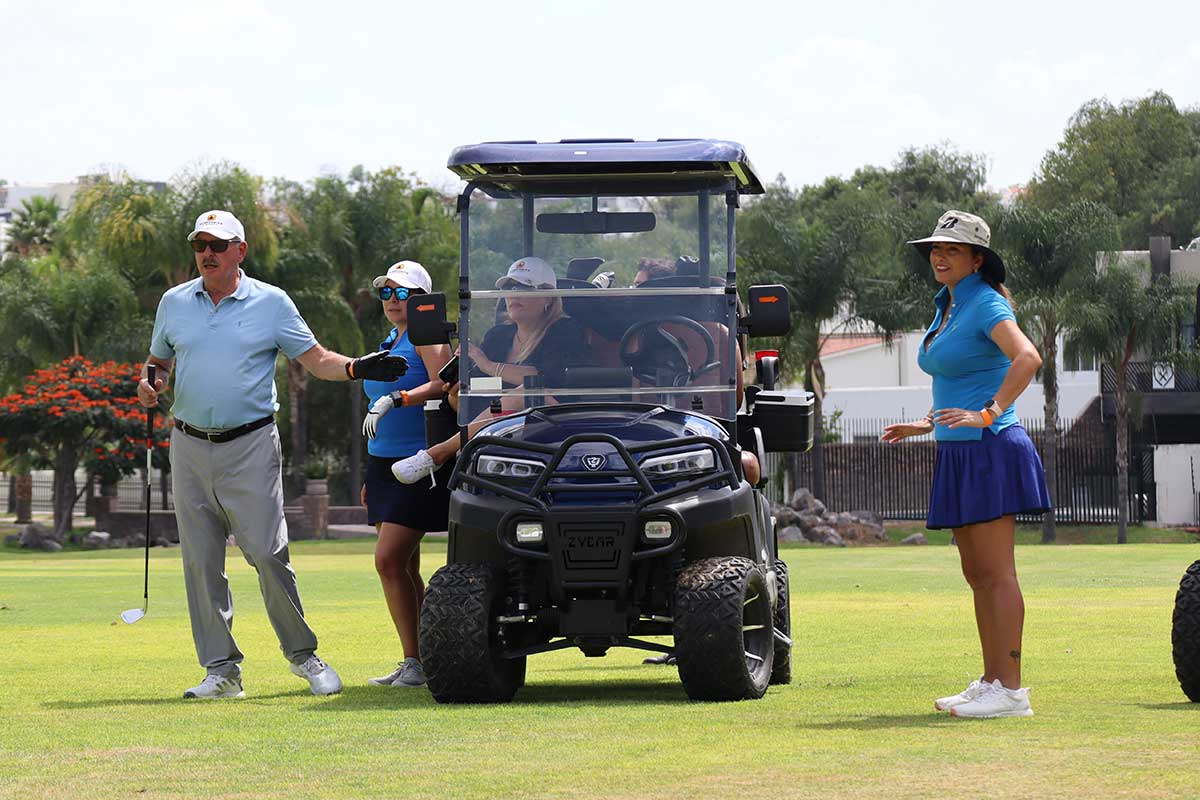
{"left": 190, "top": 238, "right": 240, "bottom": 253}
{"left": 378, "top": 286, "right": 425, "bottom": 302}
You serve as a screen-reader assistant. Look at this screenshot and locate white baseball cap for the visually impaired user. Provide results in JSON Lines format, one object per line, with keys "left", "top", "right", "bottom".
{"left": 496, "top": 256, "right": 557, "bottom": 289}
{"left": 187, "top": 210, "right": 245, "bottom": 242}
{"left": 372, "top": 260, "right": 433, "bottom": 293}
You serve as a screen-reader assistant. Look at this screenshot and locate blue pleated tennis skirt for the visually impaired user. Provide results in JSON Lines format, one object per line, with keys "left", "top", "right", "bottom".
{"left": 927, "top": 424, "right": 1052, "bottom": 530}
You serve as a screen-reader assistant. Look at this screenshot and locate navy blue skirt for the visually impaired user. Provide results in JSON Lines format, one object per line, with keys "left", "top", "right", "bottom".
{"left": 364, "top": 455, "right": 452, "bottom": 531}
{"left": 927, "top": 424, "right": 1052, "bottom": 530}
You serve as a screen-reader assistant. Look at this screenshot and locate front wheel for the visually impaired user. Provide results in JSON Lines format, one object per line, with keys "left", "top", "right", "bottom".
{"left": 1172, "top": 559, "right": 1200, "bottom": 702}
{"left": 673, "top": 556, "right": 774, "bottom": 701}
{"left": 419, "top": 563, "right": 524, "bottom": 703}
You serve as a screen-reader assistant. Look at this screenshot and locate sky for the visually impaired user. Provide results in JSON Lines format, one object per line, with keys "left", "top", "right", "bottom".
{"left": 3, "top": 0, "right": 1199, "bottom": 195}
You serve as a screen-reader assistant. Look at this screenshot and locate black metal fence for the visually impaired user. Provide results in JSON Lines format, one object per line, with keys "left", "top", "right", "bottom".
{"left": 3, "top": 471, "right": 171, "bottom": 517}
{"left": 764, "top": 417, "right": 1156, "bottom": 524}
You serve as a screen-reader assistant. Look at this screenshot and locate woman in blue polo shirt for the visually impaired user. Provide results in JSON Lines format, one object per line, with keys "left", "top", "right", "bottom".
{"left": 882, "top": 210, "right": 1050, "bottom": 719}
{"left": 358, "top": 261, "right": 452, "bottom": 689}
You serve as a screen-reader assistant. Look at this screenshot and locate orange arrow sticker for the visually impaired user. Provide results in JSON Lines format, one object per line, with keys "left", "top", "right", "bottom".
{"left": 416, "top": 304, "right": 435, "bottom": 312}
{"left": 758, "top": 295, "right": 779, "bottom": 303}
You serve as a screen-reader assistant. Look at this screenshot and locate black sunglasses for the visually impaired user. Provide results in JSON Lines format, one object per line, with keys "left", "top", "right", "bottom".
{"left": 378, "top": 286, "right": 425, "bottom": 302}
{"left": 190, "top": 238, "right": 240, "bottom": 254}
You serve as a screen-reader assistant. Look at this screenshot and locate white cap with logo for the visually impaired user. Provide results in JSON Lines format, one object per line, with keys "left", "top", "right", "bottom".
{"left": 372, "top": 260, "right": 433, "bottom": 294}
{"left": 496, "top": 256, "right": 557, "bottom": 289}
{"left": 187, "top": 210, "right": 245, "bottom": 242}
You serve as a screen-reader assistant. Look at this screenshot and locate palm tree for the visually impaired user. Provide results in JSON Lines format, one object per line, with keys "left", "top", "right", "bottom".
{"left": 1065, "top": 260, "right": 1193, "bottom": 542}
{"left": 997, "top": 201, "right": 1120, "bottom": 542}
{"left": 8, "top": 196, "right": 62, "bottom": 256}
{"left": 739, "top": 180, "right": 919, "bottom": 500}
{"left": 273, "top": 169, "right": 457, "bottom": 500}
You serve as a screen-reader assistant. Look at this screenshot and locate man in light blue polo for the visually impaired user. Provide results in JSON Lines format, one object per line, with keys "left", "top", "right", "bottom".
{"left": 137, "top": 209, "right": 406, "bottom": 699}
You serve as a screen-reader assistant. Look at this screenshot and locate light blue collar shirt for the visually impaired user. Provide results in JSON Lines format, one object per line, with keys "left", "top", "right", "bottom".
{"left": 150, "top": 270, "right": 318, "bottom": 430}
{"left": 916, "top": 272, "right": 1018, "bottom": 441}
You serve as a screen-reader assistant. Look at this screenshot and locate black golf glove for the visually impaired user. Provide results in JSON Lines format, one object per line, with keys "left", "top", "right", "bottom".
{"left": 345, "top": 351, "right": 408, "bottom": 381}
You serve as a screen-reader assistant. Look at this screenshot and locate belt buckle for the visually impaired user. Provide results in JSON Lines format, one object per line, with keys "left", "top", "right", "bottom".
{"left": 206, "top": 430, "right": 220, "bottom": 442}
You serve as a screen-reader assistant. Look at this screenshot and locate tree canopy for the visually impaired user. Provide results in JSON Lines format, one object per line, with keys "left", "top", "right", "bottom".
{"left": 1027, "top": 91, "right": 1200, "bottom": 247}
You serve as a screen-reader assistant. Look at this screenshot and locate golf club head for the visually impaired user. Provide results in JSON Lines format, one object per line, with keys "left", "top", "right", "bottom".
{"left": 120, "top": 608, "right": 145, "bottom": 624}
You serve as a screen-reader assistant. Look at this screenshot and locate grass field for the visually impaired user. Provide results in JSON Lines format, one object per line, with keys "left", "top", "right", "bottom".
{"left": 2, "top": 535, "right": 1199, "bottom": 799}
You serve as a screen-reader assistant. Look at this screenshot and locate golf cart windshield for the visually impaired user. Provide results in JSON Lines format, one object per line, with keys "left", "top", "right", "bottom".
{"left": 459, "top": 191, "right": 740, "bottom": 423}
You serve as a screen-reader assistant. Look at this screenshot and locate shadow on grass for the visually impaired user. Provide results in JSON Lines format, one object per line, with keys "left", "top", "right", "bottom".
{"left": 304, "top": 680, "right": 689, "bottom": 711}
{"left": 43, "top": 690, "right": 315, "bottom": 710}
{"left": 1138, "top": 701, "right": 1200, "bottom": 711}
{"left": 795, "top": 712, "right": 958, "bottom": 730}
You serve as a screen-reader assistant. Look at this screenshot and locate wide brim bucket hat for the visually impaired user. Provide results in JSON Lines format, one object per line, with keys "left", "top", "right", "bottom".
{"left": 908, "top": 209, "right": 1006, "bottom": 283}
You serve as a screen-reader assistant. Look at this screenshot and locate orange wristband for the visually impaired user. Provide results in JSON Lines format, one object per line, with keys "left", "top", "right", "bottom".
{"left": 980, "top": 408, "right": 995, "bottom": 425}
{"left": 399, "top": 390, "right": 410, "bottom": 407}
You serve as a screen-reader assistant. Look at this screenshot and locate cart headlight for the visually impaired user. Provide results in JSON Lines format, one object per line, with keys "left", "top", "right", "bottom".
{"left": 515, "top": 522, "right": 544, "bottom": 544}
{"left": 476, "top": 454, "right": 544, "bottom": 480}
{"left": 642, "top": 519, "right": 673, "bottom": 541}
{"left": 640, "top": 447, "right": 716, "bottom": 479}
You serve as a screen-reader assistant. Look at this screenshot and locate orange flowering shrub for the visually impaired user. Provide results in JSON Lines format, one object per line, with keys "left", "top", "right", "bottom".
{"left": 0, "top": 356, "right": 171, "bottom": 484}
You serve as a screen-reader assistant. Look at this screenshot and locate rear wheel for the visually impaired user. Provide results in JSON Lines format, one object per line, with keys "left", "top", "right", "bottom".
{"left": 673, "top": 556, "right": 774, "bottom": 701}
{"left": 1172, "top": 559, "right": 1200, "bottom": 702}
{"left": 770, "top": 559, "right": 792, "bottom": 685}
{"left": 420, "top": 563, "right": 524, "bottom": 703}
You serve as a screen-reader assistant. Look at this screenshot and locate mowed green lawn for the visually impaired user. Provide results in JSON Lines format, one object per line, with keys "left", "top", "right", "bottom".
{"left": 2, "top": 537, "right": 1199, "bottom": 799}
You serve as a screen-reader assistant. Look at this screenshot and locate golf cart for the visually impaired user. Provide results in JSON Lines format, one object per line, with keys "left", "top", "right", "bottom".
{"left": 409, "top": 139, "right": 814, "bottom": 702}
{"left": 1173, "top": 559, "right": 1200, "bottom": 701}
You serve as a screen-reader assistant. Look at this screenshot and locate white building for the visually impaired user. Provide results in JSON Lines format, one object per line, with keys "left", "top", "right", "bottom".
{"left": 818, "top": 330, "right": 1100, "bottom": 424}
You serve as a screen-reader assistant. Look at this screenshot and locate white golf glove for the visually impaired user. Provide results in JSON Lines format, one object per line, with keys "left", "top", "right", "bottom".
{"left": 362, "top": 393, "right": 397, "bottom": 439}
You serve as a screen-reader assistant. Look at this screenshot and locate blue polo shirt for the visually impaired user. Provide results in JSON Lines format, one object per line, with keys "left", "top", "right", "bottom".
{"left": 149, "top": 270, "right": 318, "bottom": 429}
{"left": 363, "top": 328, "right": 429, "bottom": 458}
{"left": 916, "top": 273, "right": 1018, "bottom": 442}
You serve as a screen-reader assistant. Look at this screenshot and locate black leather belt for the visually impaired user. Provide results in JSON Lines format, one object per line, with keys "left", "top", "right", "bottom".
{"left": 175, "top": 415, "right": 274, "bottom": 443}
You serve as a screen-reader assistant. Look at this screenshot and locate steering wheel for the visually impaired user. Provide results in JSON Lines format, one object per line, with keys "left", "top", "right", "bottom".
{"left": 618, "top": 316, "right": 718, "bottom": 387}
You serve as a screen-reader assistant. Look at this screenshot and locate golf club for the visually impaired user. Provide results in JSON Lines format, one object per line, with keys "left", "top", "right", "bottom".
{"left": 121, "top": 364, "right": 155, "bottom": 625}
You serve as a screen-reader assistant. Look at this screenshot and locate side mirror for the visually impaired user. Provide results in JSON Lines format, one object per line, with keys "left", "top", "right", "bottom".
{"left": 407, "top": 292, "right": 456, "bottom": 345}
{"left": 744, "top": 285, "right": 791, "bottom": 338}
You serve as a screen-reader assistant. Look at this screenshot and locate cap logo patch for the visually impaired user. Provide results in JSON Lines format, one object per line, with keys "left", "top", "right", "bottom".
{"left": 939, "top": 217, "right": 960, "bottom": 230}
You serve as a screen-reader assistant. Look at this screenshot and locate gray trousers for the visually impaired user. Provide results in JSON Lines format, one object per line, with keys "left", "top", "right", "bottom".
{"left": 170, "top": 423, "right": 318, "bottom": 677}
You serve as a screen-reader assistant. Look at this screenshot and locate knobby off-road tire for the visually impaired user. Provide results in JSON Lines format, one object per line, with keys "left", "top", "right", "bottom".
{"left": 1172, "top": 559, "right": 1200, "bottom": 702}
{"left": 419, "top": 563, "right": 525, "bottom": 704}
{"left": 770, "top": 559, "right": 791, "bottom": 685}
{"left": 673, "top": 556, "right": 774, "bottom": 701}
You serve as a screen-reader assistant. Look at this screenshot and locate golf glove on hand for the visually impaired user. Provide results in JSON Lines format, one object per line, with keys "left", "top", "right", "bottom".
{"left": 362, "top": 393, "right": 399, "bottom": 440}
{"left": 346, "top": 351, "right": 408, "bottom": 381}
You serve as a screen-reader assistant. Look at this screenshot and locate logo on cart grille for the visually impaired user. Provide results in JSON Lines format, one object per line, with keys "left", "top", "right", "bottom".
{"left": 582, "top": 454, "right": 607, "bottom": 471}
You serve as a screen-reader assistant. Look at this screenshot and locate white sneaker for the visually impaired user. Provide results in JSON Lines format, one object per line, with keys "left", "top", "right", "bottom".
{"left": 391, "top": 450, "right": 436, "bottom": 484}
{"left": 934, "top": 677, "right": 985, "bottom": 711}
{"left": 394, "top": 657, "right": 427, "bottom": 687}
{"left": 950, "top": 679, "right": 1033, "bottom": 718}
{"left": 183, "top": 673, "right": 244, "bottom": 699}
{"left": 368, "top": 658, "right": 426, "bottom": 687}
{"left": 289, "top": 654, "right": 342, "bottom": 696}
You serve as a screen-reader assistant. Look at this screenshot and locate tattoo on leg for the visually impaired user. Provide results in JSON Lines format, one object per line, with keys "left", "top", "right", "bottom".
{"left": 1010, "top": 650, "right": 1021, "bottom": 662}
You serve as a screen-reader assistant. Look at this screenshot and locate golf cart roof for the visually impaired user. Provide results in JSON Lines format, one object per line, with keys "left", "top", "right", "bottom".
{"left": 447, "top": 138, "right": 765, "bottom": 197}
